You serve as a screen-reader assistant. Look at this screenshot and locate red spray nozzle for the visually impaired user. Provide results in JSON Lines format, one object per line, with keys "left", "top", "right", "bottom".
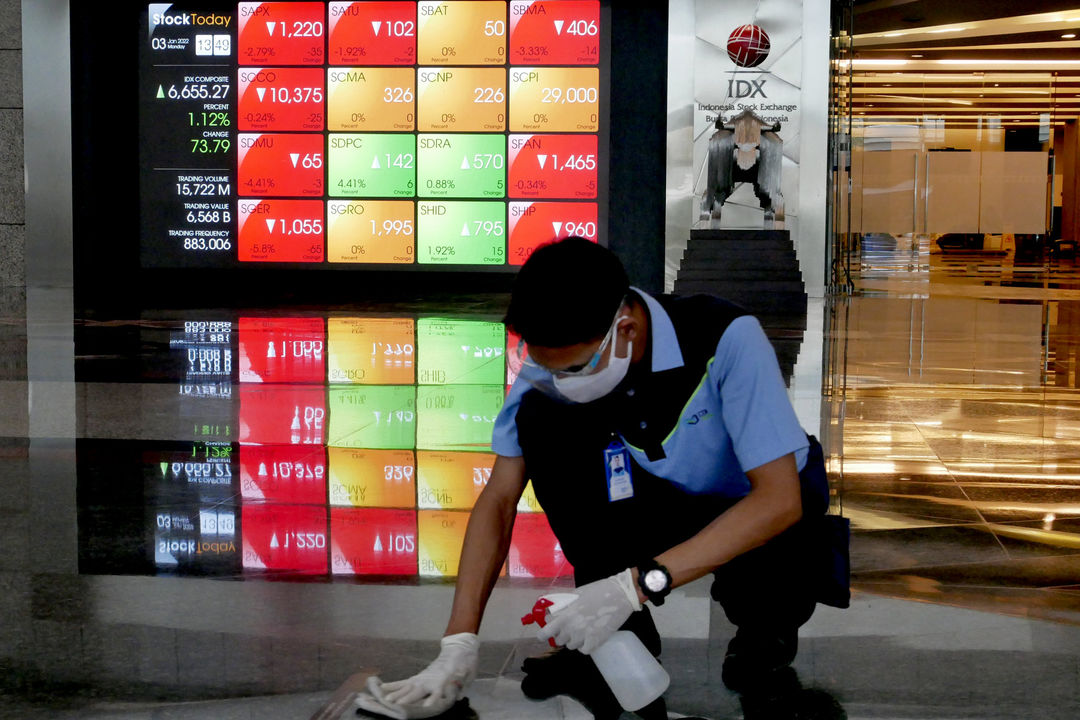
{"left": 521, "top": 597, "right": 557, "bottom": 648}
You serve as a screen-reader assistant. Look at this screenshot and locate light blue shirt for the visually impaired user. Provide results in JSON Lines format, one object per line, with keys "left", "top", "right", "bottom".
{"left": 493, "top": 290, "right": 809, "bottom": 498}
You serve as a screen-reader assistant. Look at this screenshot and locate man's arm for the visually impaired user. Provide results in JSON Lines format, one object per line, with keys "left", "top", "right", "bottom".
{"left": 634, "top": 452, "right": 802, "bottom": 599}
{"left": 444, "top": 454, "right": 528, "bottom": 636}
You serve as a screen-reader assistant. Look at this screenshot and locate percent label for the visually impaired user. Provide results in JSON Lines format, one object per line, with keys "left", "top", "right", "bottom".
{"left": 238, "top": 2, "right": 325, "bottom": 66}
{"left": 238, "top": 133, "right": 325, "bottom": 197}
{"left": 328, "top": 1, "right": 418, "bottom": 65}
{"left": 508, "top": 134, "right": 597, "bottom": 199}
{"left": 509, "top": 1, "right": 600, "bottom": 65}
{"left": 416, "top": 1, "right": 507, "bottom": 65}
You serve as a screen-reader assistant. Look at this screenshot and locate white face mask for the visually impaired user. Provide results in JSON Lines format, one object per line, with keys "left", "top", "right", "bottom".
{"left": 553, "top": 320, "right": 632, "bottom": 403}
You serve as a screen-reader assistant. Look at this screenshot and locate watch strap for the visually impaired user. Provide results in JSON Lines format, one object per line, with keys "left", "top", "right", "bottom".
{"left": 636, "top": 559, "right": 672, "bottom": 606}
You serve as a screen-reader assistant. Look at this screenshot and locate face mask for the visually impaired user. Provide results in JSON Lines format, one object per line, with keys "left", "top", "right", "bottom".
{"left": 553, "top": 321, "right": 631, "bottom": 403}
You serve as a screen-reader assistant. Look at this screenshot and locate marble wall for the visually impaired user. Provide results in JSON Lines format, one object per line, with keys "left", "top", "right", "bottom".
{"left": 0, "top": 0, "right": 23, "bottom": 288}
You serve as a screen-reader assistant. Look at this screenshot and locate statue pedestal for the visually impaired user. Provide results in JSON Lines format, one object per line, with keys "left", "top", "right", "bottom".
{"left": 674, "top": 229, "right": 806, "bottom": 383}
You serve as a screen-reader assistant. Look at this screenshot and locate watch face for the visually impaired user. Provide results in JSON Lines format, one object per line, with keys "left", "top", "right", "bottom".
{"left": 644, "top": 568, "right": 668, "bottom": 593}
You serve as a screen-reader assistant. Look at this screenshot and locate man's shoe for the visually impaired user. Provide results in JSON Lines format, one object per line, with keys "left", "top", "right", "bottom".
{"left": 720, "top": 629, "right": 799, "bottom": 694}
{"left": 521, "top": 647, "right": 624, "bottom": 720}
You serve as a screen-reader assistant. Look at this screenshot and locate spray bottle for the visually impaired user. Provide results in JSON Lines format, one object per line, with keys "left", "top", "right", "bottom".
{"left": 522, "top": 593, "right": 670, "bottom": 711}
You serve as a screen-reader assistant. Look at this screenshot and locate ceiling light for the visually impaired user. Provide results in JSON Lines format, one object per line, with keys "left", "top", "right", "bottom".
{"left": 938, "top": 58, "right": 1080, "bottom": 65}
{"left": 911, "top": 54, "right": 924, "bottom": 58}
{"left": 1063, "top": 33, "right": 1077, "bottom": 39}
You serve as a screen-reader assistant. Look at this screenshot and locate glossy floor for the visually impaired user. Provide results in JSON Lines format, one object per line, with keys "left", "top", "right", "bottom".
{"left": 2, "top": 255, "right": 1080, "bottom": 719}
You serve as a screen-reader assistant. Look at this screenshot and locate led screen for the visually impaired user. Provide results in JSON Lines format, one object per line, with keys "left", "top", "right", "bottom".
{"left": 139, "top": 1, "right": 606, "bottom": 269}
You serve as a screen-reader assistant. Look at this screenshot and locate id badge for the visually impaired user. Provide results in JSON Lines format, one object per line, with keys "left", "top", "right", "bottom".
{"left": 604, "top": 439, "right": 634, "bottom": 502}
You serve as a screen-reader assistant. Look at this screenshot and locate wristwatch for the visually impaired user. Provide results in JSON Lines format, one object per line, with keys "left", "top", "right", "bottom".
{"left": 636, "top": 559, "right": 672, "bottom": 606}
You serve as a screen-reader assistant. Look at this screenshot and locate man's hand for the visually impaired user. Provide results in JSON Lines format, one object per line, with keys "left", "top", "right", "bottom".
{"left": 536, "top": 569, "right": 641, "bottom": 655}
{"left": 357, "top": 633, "right": 479, "bottom": 718}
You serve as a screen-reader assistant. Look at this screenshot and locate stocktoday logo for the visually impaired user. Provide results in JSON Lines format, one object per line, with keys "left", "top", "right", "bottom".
{"left": 726, "top": 24, "right": 771, "bottom": 68}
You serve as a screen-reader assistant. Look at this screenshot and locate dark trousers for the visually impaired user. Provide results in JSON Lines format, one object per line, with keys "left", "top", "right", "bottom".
{"left": 515, "top": 389, "right": 833, "bottom": 650}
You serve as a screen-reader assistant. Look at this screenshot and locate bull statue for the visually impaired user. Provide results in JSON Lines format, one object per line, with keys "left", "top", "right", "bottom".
{"left": 699, "top": 109, "right": 785, "bottom": 229}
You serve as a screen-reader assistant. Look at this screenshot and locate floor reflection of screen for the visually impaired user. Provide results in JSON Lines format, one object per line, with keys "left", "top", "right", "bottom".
{"left": 509, "top": 513, "right": 571, "bottom": 579}
{"left": 129, "top": 310, "right": 573, "bottom": 580}
{"left": 242, "top": 504, "right": 329, "bottom": 574}
{"left": 331, "top": 508, "right": 418, "bottom": 575}
{"left": 239, "top": 444, "right": 328, "bottom": 504}
{"left": 328, "top": 447, "right": 416, "bottom": 507}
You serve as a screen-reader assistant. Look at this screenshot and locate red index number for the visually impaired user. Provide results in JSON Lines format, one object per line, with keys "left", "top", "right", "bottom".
{"left": 238, "top": 67, "right": 325, "bottom": 131}
{"left": 329, "top": 2, "right": 417, "bottom": 65}
{"left": 238, "top": 199, "right": 325, "bottom": 262}
{"left": 509, "top": 1, "right": 600, "bottom": 65}
{"left": 238, "top": 2, "right": 325, "bottom": 66}
{"left": 508, "top": 201, "right": 597, "bottom": 265}
{"left": 508, "top": 134, "right": 597, "bottom": 199}
{"left": 238, "top": 134, "right": 325, "bottom": 197}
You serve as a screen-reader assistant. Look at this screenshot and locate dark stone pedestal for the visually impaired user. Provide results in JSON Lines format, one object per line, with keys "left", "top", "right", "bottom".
{"left": 674, "top": 229, "right": 807, "bottom": 385}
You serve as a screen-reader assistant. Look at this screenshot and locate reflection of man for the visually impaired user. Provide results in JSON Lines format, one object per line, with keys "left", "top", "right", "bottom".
{"left": 357, "top": 237, "right": 841, "bottom": 720}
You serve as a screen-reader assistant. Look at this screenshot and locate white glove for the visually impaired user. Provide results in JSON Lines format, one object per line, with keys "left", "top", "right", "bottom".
{"left": 357, "top": 633, "right": 479, "bottom": 718}
{"left": 536, "top": 569, "right": 641, "bottom": 655}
